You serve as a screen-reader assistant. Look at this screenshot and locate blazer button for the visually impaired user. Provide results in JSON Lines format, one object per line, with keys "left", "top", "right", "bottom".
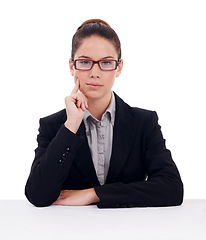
{"left": 66, "top": 147, "right": 70, "bottom": 153}
{"left": 62, "top": 153, "right": 67, "bottom": 160}
{"left": 58, "top": 159, "right": 64, "bottom": 165}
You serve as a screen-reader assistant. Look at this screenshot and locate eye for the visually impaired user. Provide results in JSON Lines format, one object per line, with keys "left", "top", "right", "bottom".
{"left": 101, "top": 61, "right": 113, "bottom": 65}
{"left": 79, "top": 60, "right": 91, "bottom": 65}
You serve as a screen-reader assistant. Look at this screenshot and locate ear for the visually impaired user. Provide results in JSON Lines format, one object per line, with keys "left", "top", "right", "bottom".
{"left": 115, "top": 59, "right": 123, "bottom": 78}
{"left": 69, "top": 58, "right": 74, "bottom": 76}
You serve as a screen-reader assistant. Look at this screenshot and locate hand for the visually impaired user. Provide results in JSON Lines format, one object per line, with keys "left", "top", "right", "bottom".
{"left": 64, "top": 78, "right": 88, "bottom": 133}
{"left": 53, "top": 188, "right": 100, "bottom": 206}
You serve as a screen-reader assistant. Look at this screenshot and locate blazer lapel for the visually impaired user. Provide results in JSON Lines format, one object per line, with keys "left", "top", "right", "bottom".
{"left": 62, "top": 112, "right": 100, "bottom": 186}
{"left": 106, "top": 93, "right": 136, "bottom": 183}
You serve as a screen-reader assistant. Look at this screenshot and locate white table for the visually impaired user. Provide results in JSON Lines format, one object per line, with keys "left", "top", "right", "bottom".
{"left": 0, "top": 199, "right": 205, "bottom": 240}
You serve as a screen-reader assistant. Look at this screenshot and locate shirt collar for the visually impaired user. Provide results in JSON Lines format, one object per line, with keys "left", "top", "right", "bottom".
{"left": 83, "top": 91, "right": 116, "bottom": 129}
{"left": 106, "top": 91, "right": 116, "bottom": 126}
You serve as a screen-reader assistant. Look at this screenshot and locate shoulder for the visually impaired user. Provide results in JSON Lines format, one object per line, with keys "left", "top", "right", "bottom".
{"left": 42, "top": 109, "right": 66, "bottom": 123}
{"left": 131, "top": 106, "right": 156, "bottom": 117}
{"left": 130, "top": 107, "right": 158, "bottom": 123}
{"left": 39, "top": 109, "right": 66, "bottom": 134}
{"left": 114, "top": 92, "right": 158, "bottom": 122}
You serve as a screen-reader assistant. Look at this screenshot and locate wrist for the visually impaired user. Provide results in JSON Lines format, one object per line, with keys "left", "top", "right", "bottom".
{"left": 87, "top": 188, "right": 100, "bottom": 204}
{"left": 64, "top": 120, "right": 79, "bottom": 134}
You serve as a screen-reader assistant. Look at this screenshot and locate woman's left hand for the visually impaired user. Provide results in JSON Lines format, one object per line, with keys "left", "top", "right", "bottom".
{"left": 53, "top": 188, "right": 100, "bottom": 206}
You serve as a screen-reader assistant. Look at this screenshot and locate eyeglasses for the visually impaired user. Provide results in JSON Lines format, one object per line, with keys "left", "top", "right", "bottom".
{"left": 72, "top": 59, "right": 121, "bottom": 71}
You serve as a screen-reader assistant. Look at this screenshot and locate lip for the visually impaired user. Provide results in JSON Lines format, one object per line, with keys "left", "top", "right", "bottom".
{"left": 86, "top": 83, "right": 103, "bottom": 89}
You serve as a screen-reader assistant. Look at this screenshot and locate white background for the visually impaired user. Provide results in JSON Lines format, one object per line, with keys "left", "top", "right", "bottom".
{"left": 0, "top": 0, "right": 205, "bottom": 200}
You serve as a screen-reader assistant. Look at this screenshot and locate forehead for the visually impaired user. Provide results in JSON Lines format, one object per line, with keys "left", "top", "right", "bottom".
{"left": 75, "top": 35, "right": 117, "bottom": 59}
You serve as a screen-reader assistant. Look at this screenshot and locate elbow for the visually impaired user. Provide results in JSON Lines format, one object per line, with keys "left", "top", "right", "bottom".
{"left": 170, "top": 179, "right": 184, "bottom": 206}
{"left": 25, "top": 193, "right": 54, "bottom": 208}
{"left": 25, "top": 185, "right": 56, "bottom": 208}
{"left": 176, "top": 181, "right": 184, "bottom": 205}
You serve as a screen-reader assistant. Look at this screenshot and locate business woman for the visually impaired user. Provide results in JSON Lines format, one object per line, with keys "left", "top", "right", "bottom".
{"left": 25, "top": 19, "right": 183, "bottom": 208}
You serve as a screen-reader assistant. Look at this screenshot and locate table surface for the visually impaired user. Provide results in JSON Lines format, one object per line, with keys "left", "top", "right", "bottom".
{"left": 0, "top": 199, "right": 205, "bottom": 240}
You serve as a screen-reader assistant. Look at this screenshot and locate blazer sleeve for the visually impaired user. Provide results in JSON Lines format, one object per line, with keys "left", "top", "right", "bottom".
{"left": 25, "top": 118, "right": 83, "bottom": 207}
{"left": 94, "top": 111, "right": 184, "bottom": 208}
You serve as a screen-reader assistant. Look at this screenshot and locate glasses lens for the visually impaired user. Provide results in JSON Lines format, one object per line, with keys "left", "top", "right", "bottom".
{"left": 99, "top": 60, "right": 117, "bottom": 70}
{"left": 75, "top": 60, "right": 92, "bottom": 70}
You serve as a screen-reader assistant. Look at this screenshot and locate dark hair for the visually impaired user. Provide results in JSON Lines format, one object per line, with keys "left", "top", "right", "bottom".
{"left": 71, "top": 19, "right": 121, "bottom": 61}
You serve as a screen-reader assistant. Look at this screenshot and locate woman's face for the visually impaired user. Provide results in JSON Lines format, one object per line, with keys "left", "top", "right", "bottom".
{"left": 69, "top": 35, "right": 123, "bottom": 100}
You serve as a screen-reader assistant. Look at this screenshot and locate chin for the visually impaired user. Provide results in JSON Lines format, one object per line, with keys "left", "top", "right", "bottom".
{"left": 86, "top": 90, "right": 109, "bottom": 100}
{"left": 85, "top": 91, "right": 102, "bottom": 99}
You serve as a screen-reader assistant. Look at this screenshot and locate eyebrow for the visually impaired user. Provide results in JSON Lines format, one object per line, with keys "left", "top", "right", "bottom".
{"left": 77, "top": 55, "right": 115, "bottom": 60}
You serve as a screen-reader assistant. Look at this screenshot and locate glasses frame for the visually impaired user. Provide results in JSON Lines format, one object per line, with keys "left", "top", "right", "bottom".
{"left": 72, "top": 59, "right": 121, "bottom": 71}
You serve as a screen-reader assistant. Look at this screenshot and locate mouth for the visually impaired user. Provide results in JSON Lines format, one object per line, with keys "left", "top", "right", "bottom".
{"left": 86, "top": 83, "right": 103, "bottom": 89}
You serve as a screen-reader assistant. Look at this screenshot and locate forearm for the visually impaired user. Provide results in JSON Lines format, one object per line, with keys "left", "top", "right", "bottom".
{"left": 53, "top": 188, "right": 100, "bottom": 206}
{"left": 94, "top": 176, "right": 183, "bottom": 208}
{"left": 25, "top": 124, "right": 83, "bottom": 207}
{"left": 87, "top": 188, "right": 100, "bottom": 204}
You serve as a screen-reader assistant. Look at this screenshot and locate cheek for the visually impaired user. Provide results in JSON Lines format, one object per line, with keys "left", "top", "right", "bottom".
{"left": 105, "top": 72, "right": 116, "bottom": 84}
{"left": 73, "top": 71, "right": 88, "bottom": 93}
{"left": 73, "top": 71, "right": 87, "bottom": 83}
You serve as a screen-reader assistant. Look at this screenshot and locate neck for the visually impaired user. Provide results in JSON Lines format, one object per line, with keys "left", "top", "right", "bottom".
{"left": 87, "top": 92, "right": 112, "bottom": 121}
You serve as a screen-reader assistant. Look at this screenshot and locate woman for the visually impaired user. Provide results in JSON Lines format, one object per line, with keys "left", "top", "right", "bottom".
{"left": 25, "top": 19, "right": 183, "bottom": 208}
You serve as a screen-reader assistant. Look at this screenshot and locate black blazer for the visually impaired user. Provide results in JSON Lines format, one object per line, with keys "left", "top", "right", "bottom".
{"left": 25, "top": 93, "right": 183, "bottom": 208}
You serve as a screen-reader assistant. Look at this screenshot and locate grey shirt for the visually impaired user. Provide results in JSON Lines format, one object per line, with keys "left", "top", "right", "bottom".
{"left": 83, "top": 92, "right": 116, "bottom": 185}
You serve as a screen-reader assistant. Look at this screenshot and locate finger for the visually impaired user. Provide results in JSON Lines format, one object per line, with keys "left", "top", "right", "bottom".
{"left": 80, "top": 94, "right": 86, "bottom": 111}
{"left": 53, "top": 199, "right": 66, "bottom": 206}
{"left": 85, "top": 96, "right": 88, "bottom": 109}
{"left": 58, "top": 195, "right": 67, "bottom": 200}
{"left": 58, "top": 191, "right": 66, "bottom": 198}
{"left": 81, "top": 94, "right": 88, "bottom": 110}
{"left": 59, "top": 190, "right": 72, "bottom": 198}
{"left": 61, "top": 190, "right": 68, "bottom": 194}
{"left": 76, "top": 93, "right": 86, "bottom": 111}
{"left": 71, "top": 78, "right": 80, "bottom": 94}
{"left": 76, "top": 94, "right": 82, "bottom": 108}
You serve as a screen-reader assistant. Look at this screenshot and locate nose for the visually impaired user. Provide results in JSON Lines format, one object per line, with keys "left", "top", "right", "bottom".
{"left": 90, "top": 62, "right": 101, "bottom": 78}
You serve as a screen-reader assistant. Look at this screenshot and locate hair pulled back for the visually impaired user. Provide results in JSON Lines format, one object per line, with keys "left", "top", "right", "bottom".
{"left": 71, "top": 19, "right": 121, "bottom": 61}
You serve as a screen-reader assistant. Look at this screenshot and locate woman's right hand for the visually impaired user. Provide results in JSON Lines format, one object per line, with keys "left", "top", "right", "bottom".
{"left": 64, "top": 78, "right": 88, "bottom": 134}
